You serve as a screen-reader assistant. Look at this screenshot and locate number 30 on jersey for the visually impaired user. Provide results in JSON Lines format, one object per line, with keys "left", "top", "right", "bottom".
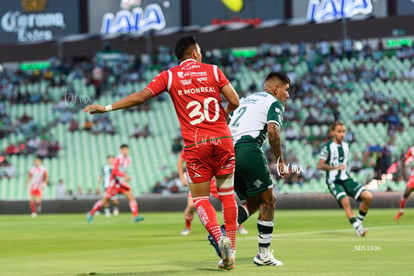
{"left": 186, "top": 97, "right": 220, "bottom": 125}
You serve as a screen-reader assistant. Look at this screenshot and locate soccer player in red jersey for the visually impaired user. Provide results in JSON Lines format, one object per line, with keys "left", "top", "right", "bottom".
{"left": 86, "top": 144, "right": 144, "bottom": 223}
{"left": 395, "top": 146, "right": 414, "bottom": 220}
{"left": 84, "top": 36, "right": 240, "bottom": 270}
{"left": 25, "top": 157, "right": 48, "bottom": 217}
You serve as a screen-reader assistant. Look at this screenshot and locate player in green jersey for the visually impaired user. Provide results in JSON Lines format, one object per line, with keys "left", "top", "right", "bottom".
{"left": 318, "top": 121, "right": 373, "bottom": 237}
{"left": 228, "top": 72, "right": 290, "bottom": 266}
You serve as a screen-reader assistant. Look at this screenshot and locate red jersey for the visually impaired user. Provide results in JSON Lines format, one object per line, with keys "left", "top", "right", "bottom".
{"left": 28, "top": 166, "right": 47, "bottom": 190}
{"left": 405, "top": 147, "right": 414, "bottom": 176}
{"left": 111, "top": 154, "right": 131, "bottom": 183}
{"left": 146, "top": 59, "right": 232, "bottom": 148}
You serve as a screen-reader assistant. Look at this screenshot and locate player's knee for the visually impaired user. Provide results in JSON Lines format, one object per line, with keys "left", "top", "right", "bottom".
{"left": 363, "top": 192, "right": 373, "bottom": 204}
{"left": 216, "top": 173, "right": 234, "bottom": 190}
{"left": 262, "top": 194, "right": 276, "bottom": 209}
{"left": 340, "top": 196, "right": 350, "bottom": 207}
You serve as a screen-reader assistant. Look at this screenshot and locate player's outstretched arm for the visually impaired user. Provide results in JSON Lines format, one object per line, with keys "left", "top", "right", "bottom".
{"left": 83, "top": 89, "right": 153, "bottom": 114}
{"left": 221, "top": 83, "right": 240, "bottom": 115}
{"left": 268, "top": 122, "right": 286, "bottom": 178}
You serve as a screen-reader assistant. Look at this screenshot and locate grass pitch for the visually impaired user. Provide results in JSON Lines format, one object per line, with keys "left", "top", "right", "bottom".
{"left": 0, "top": 209, "right": 412, "bottom": 275}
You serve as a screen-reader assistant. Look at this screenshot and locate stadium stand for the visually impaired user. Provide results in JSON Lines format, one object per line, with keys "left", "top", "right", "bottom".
{"left": 0, "top": 39, "right": 413, "bottom": 199}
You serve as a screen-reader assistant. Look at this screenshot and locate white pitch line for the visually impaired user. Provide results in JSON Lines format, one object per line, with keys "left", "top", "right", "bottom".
{"left": 237, "top": 224, "right": 413, "bottom": 241}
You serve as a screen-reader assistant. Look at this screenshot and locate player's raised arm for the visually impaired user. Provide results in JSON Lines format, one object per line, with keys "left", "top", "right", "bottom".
{"left": 83, "top": 89, "right": 153, "bottom": 114}
{"left": 267, "top": 122, "right": 285, "bottom": 177}
{"left": 221, "top": 83, "right": 240, "bottom": 115}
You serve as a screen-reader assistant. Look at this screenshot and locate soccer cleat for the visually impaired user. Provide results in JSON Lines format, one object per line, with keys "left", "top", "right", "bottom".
{"left": 208, "top": 227, "right": 226, "bottom": 258}
{"left": 394, "top": 212, "right": 404, "bottom": 220}
{"left": 218, "top": 236, "right": 234, "bottom": 270}
{"left": 104, "top": 208, "right": 111, "bottom": 218}
{"left": 134, "top": 216, "right": 144, "bottom": 223}
{"left": 218, "top": 250, "right": 236, "bottom": 270}
{"left": 113, "top": 208, "right": 119, "bottom": 216}
{"left": 180, "top": 228, "right": 191, "bottom": 236}
{"left": 86, "top": 213, "right": 93, "bottom": 224}
{"left": 253, "top": 250, "right": 284, "bottom": 266}
{"left": 208, "top": 234, "right": 222, "bottom": 258}
{"left": 31, "top": 212, "right": 37, "bottom": 218}
{"left": 355, "top": 225, "right": 368, "bottom": 237}
{"left": 238, "top": 225, "right": 248, "bottom": 234}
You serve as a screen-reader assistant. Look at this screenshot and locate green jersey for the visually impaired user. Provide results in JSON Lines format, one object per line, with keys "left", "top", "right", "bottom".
{"left": 102, "top": 164, "right": 112, "bottom": 189}
{"left": 229, "top": 92, "right": 284, "bottom": 147}
{"left": 319, "top": 139, "right": 350, "bottom": 183}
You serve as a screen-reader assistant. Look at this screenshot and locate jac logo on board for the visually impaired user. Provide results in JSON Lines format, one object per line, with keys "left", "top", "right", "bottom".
{"left": 307, "top": 0, "right": 373, "bottom": 23}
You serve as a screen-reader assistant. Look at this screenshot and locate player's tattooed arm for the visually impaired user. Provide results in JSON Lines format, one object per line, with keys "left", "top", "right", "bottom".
{"left": 268, "top": 122, "right": 285, "bottom": 177}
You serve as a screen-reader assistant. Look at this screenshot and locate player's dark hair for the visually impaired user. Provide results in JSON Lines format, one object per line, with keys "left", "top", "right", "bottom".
{"left": 120, "top": 144, "right": 129, "bottom": 149}
{"left": 265, "top": 72, "right": 291, "bottom": 85}
{"left": 175, "top": 36, "right": 197, "bottom": 61}
{"left": 331, "top": 120, "right": 345, "bottom": 130}
{"left": 107, "top": 155, "right": 113, "bottom": 158}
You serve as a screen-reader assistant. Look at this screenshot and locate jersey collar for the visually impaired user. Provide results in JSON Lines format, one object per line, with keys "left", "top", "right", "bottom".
{"left": 180, "top": 59, "right": 196, "bottom": 66}
{"left": 263, "top": 91, "right": 285, "bottom": 105}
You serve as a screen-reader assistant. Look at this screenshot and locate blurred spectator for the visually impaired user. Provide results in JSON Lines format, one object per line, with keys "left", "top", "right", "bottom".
{"left": 152, "top": 181, "right": 164, "bottom": 194}
{"left": 83, "top": 119, "right": 93, "bottom": 131}
{"left": 0, "top": 156, "right": 15, "bottom": 178}
{"left": 37, "top": 140, "right": 49, "bottom": 158}
{"left": 56, "top": 179, "right": 66, "bottom": 199}
{"left": 349, "top": 153, "right": 363, "bottom": 173}
{"left": 5, "top": 143, "right": 19, "bottom": 155}
{"left": 171, "top": 137, "right": 183, "bottom": 154}
{"left": 69, "top": 118, "right": 79, "bottom": 132}
{"left": 60, "top": 108, "right": 72, "bottom": 124}
{"left": 131, "top": 123, "right": 142, "bottom": 138}
{"left": 142, "top": 124, "right": 152, "bottom": 138}
{"left": 77, "top": 186, "right": 83, "bottom": 196}
{"left": 285, "top": 125, "right": 298, "bottom": 141}
{"left": 344, "top": 127, "right": 356, "bottom": 144}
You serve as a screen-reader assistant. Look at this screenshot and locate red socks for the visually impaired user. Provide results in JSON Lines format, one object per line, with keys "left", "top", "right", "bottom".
{"left": 90, "top": 200, "right": 103, "bottom": 216}
{"left": 129, "top": 201, "right": 138, "bottom": 217}
{"left": 400, "top": 196, "right": 406, "bottom": 210}
{"left": 193, "top": 196, "right": 222, "bottom": 242}
{"left": 218, "top": 188, "right": 238, "bottom": 250}
{"left": 30, "top": 201, "right": 36, "bottom": 213}
{"left": 185, "top": 213, "right": 194, "bottom": 229}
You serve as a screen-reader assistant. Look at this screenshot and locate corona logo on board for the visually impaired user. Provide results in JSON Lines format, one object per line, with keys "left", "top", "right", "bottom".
{"left": 21, "top": 0, "right": 47, "bottom": 12}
